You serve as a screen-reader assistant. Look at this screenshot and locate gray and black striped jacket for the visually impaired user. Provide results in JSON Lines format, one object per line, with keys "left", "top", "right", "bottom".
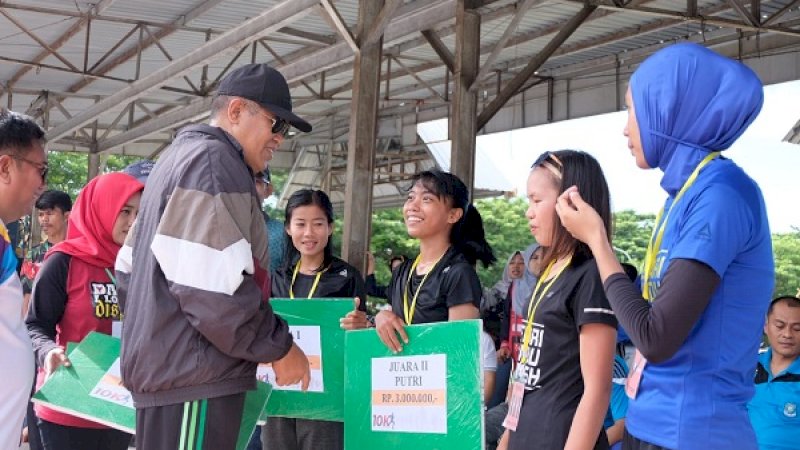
{"left": 116, "top": 124, "right": 293, "bottom": 408}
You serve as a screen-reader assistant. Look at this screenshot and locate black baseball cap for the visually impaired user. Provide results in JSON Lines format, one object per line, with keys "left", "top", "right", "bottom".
{"left": 216, "top": 63, "right": 312, "bottom": 133}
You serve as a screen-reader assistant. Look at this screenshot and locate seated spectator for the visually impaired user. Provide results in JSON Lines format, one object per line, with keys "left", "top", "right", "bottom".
{"left": 748, "top": 295, "right": 800, "bottom": 450}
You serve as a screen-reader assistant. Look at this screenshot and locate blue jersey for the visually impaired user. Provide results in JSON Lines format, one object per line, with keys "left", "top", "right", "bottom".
{"left": 748, "top": 349, "right": 800, "bottom": 450}
{"left": 627, "top": 159, "right": 774, "bottom": 450}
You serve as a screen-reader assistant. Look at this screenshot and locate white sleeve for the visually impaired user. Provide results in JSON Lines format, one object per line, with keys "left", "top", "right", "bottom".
{"left": 481, "top": 331, "right": 497, "bottom": 372}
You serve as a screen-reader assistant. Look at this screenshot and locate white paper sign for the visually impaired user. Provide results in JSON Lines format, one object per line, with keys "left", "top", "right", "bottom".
{"left": 257, "top": 325, "right": 324, "bottom": 392}
{"left": 89, "top": 358, "right": 134, "bottom": 409}
{"left": 371, "top": 354, "right": 447, "bottom": 434}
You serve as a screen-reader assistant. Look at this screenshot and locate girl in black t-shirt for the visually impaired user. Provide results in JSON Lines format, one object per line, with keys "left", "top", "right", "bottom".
{"left": 370, "top": 169, "right": 496, "bottom": 352}
{"left": 262, "top": 189, "right": 366, "bottom": 450}
{"left": 498, "top": 150, "right": 617, "bottom": 450}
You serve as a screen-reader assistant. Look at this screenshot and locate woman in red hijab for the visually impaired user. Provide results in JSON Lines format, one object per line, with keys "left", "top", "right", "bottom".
{"left": 26, "top": 172, "right": 143, "bottom": 450}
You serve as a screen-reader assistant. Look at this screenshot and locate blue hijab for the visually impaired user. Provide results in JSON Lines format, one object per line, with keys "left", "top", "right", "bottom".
{"left": 629, "top": 43, "right": 763, "bottom": 196}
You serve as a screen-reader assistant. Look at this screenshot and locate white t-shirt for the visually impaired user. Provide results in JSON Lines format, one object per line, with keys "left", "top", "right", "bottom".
{"left": 481, "top": 330, "right": 497, "bottom": 372}
{"left": 0, "top": 221, "right": 34, "bottom": 449}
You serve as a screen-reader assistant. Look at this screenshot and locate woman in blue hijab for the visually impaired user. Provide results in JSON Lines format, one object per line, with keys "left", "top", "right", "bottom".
{"left": 555, "top": 43, "right": 774, "bottom": 450}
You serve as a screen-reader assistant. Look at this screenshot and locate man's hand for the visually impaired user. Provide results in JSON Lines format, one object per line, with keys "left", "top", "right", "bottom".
{"left": 44, "top": 347, "right": 71, "bottom": 379}
{"left": 340, "top": 297, "right": 369, "bottom": 330}
{"left": 271, "top": 343, "right": 310, "bottom": 391}
{"left": 374, "top": 310, "right": 408, "bottom": 353}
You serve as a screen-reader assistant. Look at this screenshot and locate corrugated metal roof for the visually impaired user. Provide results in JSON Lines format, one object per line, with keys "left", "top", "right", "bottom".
{"left": 1, "top": 0, "right": 797, "bottom": 202}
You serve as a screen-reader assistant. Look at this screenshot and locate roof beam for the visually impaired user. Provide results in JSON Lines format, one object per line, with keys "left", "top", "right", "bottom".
{"left": 65, "top": 0, "right": 225, "bottom": 94}
{"left": 420, "top": 29, "right": 455, "bottom": 73}
{"left": 46, "top": 0, "right": 317, "bottom": 143}
{"left": 319, "top": 0, "right": 359, "bottom": 53}
{"left": 477, "top": 5, "right": 597, "bottom": 130}
{"left": 0, "top": 0, "right": 116, "bottom": 98}
{"left": 279, "top": 0, "right": 459, "bottom": 83}
{"left": 575, "top": 1, "right": 800, "bottom": 37}
{"left": 390, "top": 56, "right": 444, "bottom": 100}
{"left": 764, "top": 0, "right": 800, "bottom": 26}
{"left": 0, "top": 2, "right": 215, "bottom": 34}
{"left": 470, "top": 0, "right": 545, "bottom": 91}
{"left": 726, "top": 0, "right": 760, "bottom": 27}
{"left": 0, "top": 8, "right": 80, "bottom": 72}
{"left": 97, "top": 98, "right": 213, "bottom": 153}
{"left": 364, "top": 0, "right": 403, "bottom": 47}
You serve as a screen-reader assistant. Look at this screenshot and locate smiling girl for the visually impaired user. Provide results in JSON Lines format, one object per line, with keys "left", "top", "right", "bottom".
{"left": 264, "top": 188, "right": 366, "bottom": 450}
{"left": 26, "top": 172, "right": 143, "bottom": 450}
{"left": 499, "top": 150, "right": 617, "bottom": 450}
{"left": 373, "top": 169, "right": 495, "bottom": 352}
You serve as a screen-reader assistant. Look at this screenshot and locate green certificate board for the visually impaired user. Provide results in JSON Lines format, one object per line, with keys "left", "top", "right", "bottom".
{"left": 32, "top": 332, "right": 135, "bottom": 433}
{"left": 343, "top": 320, "right": 483, "bottom": 450}
{"left": 260, "top": 298, "right": 353, "bottom": 422}
{"left": 32, "top": 332, "right": 272, "bottom": 450}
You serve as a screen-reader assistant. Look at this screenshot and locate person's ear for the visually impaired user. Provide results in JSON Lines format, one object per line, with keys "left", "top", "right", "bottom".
{"left": 0, "top": 154, "right": 14, "bottom": 184}
{"left": 447, "top": 207, "right": 463, "bottom": 224}
{"left": 227, "top": 98, "right": 246, "bottom": 124}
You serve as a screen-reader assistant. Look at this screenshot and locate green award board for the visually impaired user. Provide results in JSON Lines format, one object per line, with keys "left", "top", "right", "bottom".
{"left": 32, "top": 332, "right": 272, "bottom": 450}
{"left": 260, "top": 298, "right": 353, "bottom": 422}
{"left": 343, "top": 320, "right": 483, "bottom": 450}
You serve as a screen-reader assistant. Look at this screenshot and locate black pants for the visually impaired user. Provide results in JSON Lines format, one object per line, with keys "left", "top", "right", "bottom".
{"left": 26, "top": 401, "right": 43, "bottom": 450}
{"left": 261, "top": 417, "right": 343, "bottom": 450}
{"left": 623, "top": 430, "right": 672, "bottom": 450}
{"left": 37, "top": 419, "right": 131, "bottom": 450}
{"left": 136, "top": 393, "right": 245, "bottom": 450}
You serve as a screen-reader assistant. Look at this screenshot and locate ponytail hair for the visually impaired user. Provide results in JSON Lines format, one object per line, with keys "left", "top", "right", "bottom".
{"left": 409, "top": 169, "right": 496, "bottom": 267}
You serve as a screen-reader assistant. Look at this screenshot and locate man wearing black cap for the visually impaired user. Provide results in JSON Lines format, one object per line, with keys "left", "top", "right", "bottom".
{"left": 116, "top": 64, "right": 311, "bottom": 450}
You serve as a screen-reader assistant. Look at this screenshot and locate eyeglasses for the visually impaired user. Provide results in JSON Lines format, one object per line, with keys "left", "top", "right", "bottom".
{"left": 11, "top": 154, "right": 48, "bottom": 182}
{"left": 247, "top": 103, "right": 291, "bottom": 137}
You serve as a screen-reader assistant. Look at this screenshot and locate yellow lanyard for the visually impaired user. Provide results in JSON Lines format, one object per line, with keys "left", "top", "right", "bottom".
{"left": 642, "top": 151, "right": 720, "bottom": 301}
{"left": 403, "top": 251, "right": 447, "bottom": 325}
{"left": 289, "top": 261, "right": 324, "bottom": 299}
{"left": 519, "top": 255, "right": 572, "bottom": 365}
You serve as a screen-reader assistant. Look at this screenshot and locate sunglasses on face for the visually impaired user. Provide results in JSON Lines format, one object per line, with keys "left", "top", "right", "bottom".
{"left": 8, "top": 154, "right": 48, "bottom": 182}
{"left": 248, "top": 103, "right": 291, "bottom": 137}
{"left": 267, "top": 116, "right": 291, "bottom": 138}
